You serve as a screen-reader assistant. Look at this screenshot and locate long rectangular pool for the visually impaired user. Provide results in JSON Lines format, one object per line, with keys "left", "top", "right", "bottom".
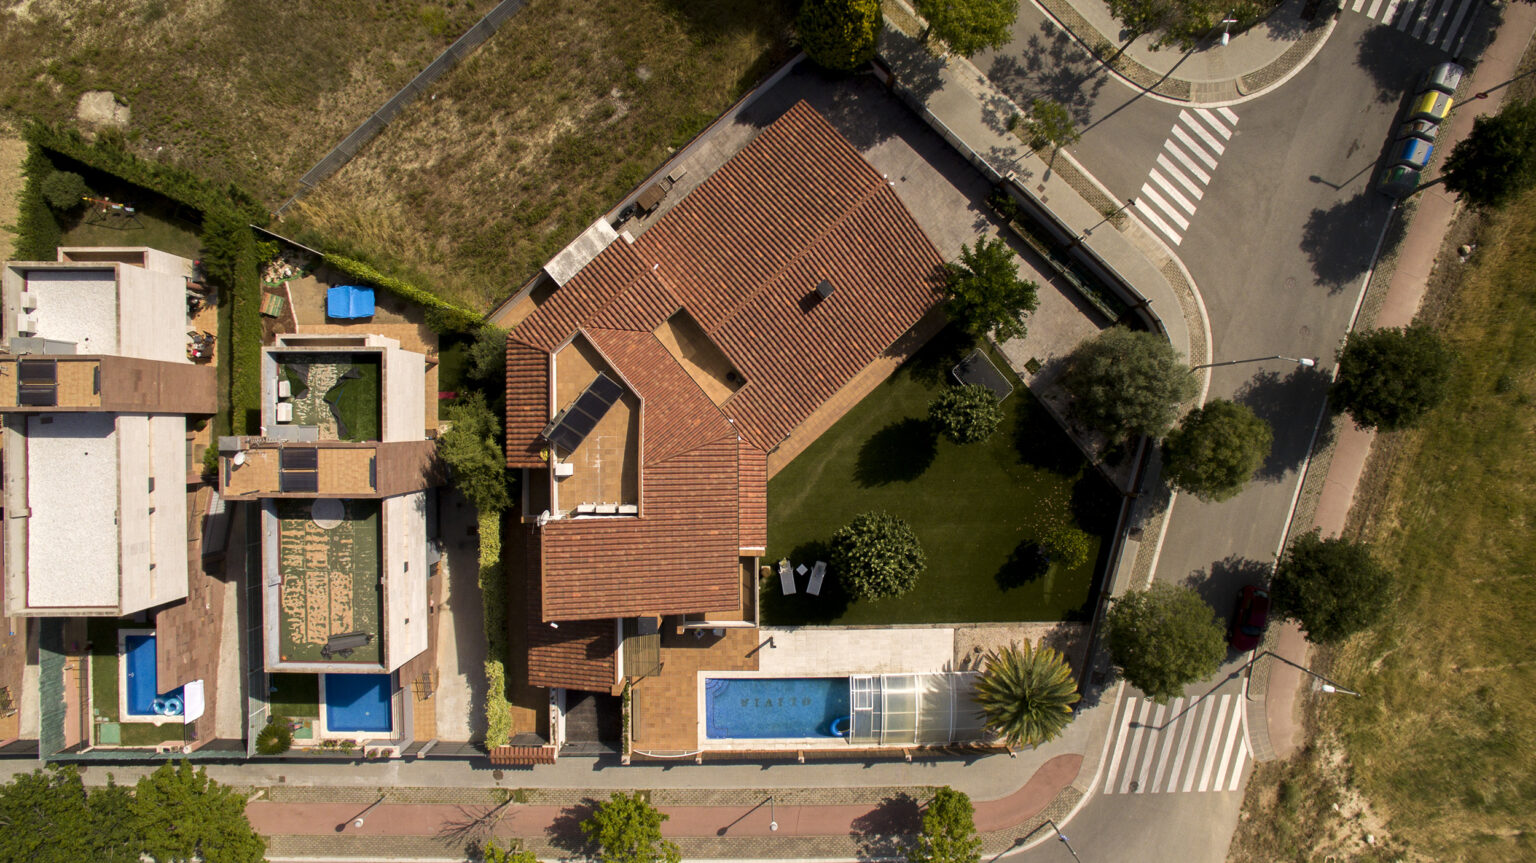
{"left": 705, "top": 677, "right": 849, "bottom": 739}
{"left": 323, "top": 674, "right": 392, "bottom": 733}
{"left": 123, "top": 633, "right": 183, "bottom": 718}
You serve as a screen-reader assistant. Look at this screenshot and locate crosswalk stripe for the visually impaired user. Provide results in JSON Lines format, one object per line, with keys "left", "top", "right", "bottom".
{"left": 1196, "top": 695, "right": 1231, "bottom": 792}
{"left": 1382, "top": 0, "right": 1405, "bottom": 24}
{"left": 1227, "top": 736, "right": 1249, "bottom": 791}
{"left": 1425, "top": 0, "right": 1454, "bottom": 41}
{"left": 1182, "top": 696, "right": 1217, "bottom": 792}
{"left": 1171, "top": 125, "right": 1218, "bottom": 169}
{"left": 1412, "top": 0, "right": 1439, "bottom": 38}
{"left": 1395, "top": 0, "right": 1418, "bottom": 30}
{"left": 1193, "top": 108, "right": 1233, "bottom": 140}
{"left": 1217, "top": 106, "right": 1239, "bottom": 125}
{"left": 1148, "top": 170, "right": 1196, "bottom": 214}
{"left": 1165, "top": 697, "right": 1200, "bottom": 792}
{"left": 1136, "top": 192, "right": 1183, "bottom": 244}
{"left": 1140, "top": 184, "right": 1189, "bottom": 230}
{"left": 1439, "top": 0, "right": 1473, "bottom": 50}
{"left": 1104, "top": 696, "right": 1137, "bottom": 793}
{"left": 1366, "top": 0, "right": 1386, "bottom": 17}
{"left": 1164, "top": 141, "right": 1211, "bottom": 184}
{"left": 1157, "top": 154, "right": 1204, "bottom": 200}
{"left": 1149, "top": 698, "right": 1186, "bottom": 792}
{"left": 1179, "top": 110, "right": 1226, "bottom": 155}
{"left": 1212, "top": 695, "right": 1244, "bottom": 792}
{"left": 1119, "top": 699, "right": 1153, "bottom": 793}
{"left": 1352, "top": 0, "right": 1366, "bottom": 10}
{"left": 1134, "top": 702, "right": 1166, "bottom": 793}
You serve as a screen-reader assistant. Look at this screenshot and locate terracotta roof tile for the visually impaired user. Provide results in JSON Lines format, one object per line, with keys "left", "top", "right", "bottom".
{"left": 525, "top": 614, "right": 617, "bottom": 692}
{"left": 584, "top": 327, "right": 734, "bottom": 467}
{"left": 738, "top": 439, "right": 766, "bottom": 551}
{"left": 488, "top": 745, "right": 558, "bottom": 765}
{"left": 505, "top": 339, "right": 550, "bottom": 468}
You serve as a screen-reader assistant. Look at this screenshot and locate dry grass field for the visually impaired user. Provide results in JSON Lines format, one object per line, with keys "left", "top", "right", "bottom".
{"left": 287, "top": 0, "right": 796, "bottom": 312}
{"left": 0, "top": 0, "right": 498, "bottom": 203}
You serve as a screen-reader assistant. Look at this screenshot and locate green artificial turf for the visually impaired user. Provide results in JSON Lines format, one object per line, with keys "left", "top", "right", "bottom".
{"left": 763, "top": 332, "right": 1118, "bottom": 625}
{"left": 331, "top": 361, "right": 381, "bottom": 442}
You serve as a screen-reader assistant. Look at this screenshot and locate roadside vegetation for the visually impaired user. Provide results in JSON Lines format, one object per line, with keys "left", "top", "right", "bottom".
{"left": 290, "top": 0, "right": 796, "bottom": 312}
{"left": 1232, "top": 109, "right": 1536, "bottom": 863}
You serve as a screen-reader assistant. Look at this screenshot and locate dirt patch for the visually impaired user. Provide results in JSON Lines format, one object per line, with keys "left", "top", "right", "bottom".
{"left": 75, "top": 90, "right": 130, "bottom": 133}
{"left": 952, "top": 623, "right": 1090, "bottom": 674}
{"left": 0, "top": 121, "right": 27, "bottom": 261}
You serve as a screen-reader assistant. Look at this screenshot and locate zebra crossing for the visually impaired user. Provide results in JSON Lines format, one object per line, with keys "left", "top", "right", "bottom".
{"left": 1348, "top": 0, "right": 1482, "bottom": 54}
{"left": 1102, "top": 693, "right": 1249, "bottom": 794}
{"left": 1134, "top": 107, "right": 1238, "bottom": 246}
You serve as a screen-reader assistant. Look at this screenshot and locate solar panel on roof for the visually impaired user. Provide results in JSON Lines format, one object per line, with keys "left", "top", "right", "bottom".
{"left": 280, "top": 447, "right": 319, "bottom": 470}
{"left": 18, "top": 360, "right": 56, "bottom": 384}
{"left": 17, "top": 386, "right": 56, "bottom": 406}
{"left": 280, "top": 471, "right": 318, "bottom": 493}
{"left": 540, "top": 373, "right": 626, "bottom": 454}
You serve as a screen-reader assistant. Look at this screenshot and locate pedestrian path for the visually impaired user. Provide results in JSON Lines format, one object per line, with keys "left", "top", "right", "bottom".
{"left": 1101, "top": 693, "right": 1249, "bottom": 795}
{"left": 1346, "top": 0, "right": 1482, "bottom": 54}
{"left": 1135, "top": 107, "right": 1239, "bottom": 246}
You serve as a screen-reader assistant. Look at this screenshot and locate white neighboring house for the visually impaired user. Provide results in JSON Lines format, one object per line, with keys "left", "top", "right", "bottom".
{"left": 1, "top": 247, "right": 215, "bottom": 617}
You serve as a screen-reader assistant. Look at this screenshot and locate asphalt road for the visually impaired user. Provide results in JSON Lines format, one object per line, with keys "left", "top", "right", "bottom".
{"left": 984, "top": 2, "right": 1490, "bottom": 860}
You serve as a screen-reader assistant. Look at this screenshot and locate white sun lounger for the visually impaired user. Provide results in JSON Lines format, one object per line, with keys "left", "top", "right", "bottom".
{"left": 779, "top": 558, "right": 796, "bottom": 595}
{"left": 807, "top": 561, "right": 827, "bottom": 596}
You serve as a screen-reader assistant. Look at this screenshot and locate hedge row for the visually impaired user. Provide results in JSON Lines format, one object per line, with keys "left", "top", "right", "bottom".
{"left": 322, "top": 254, "right": 483, "bottom": 334}
{"left": 23, "top": 122, "right": 267, "bottom": 224}
{"left": 13, "top": 146, "right": 63, "bottom": 261}
{"left": 200, "top": 210, "right": 263, "bottom": 435}
{"left": 478, "top": 509, "right": 514, "bottom": 749}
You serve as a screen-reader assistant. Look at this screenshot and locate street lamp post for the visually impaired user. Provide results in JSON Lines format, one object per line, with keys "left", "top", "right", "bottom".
{"left": 1245, "top": 650, "right": 1362, "bottom": 698}
{"left": 350, "top": 794, "right": 387, "bottom": 829}
{"left": 1047, "top": 819, "right": 1083, "bottom": 861}
{"left": 1067, "top": 198, "right": 1136, "bottom": 249}
{"left": 768, "top": 796, "right": 778, "bottom": 832}
{"left": 1191, "top": 354, "right": 1317, "bottom": 371}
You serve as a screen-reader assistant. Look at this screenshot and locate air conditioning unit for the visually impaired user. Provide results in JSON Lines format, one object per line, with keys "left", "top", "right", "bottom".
{"left": 15, "top": 313, "right": 37, "bottom": 335}
{"left": 18, "top": 292, "right": 37, "bottom": 311}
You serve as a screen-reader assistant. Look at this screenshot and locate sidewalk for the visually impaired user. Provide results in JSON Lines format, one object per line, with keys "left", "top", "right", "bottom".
{"left": 1028, "top": 0, "right": 1335, "bottom": 102}
{"left": 1250, "top": 1, "right": 1536, "bottom": 761}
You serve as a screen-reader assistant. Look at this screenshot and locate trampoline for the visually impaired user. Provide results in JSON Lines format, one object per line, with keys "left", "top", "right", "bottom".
{"left": 951, "top": 348, "right": 1013, "bottom": 401}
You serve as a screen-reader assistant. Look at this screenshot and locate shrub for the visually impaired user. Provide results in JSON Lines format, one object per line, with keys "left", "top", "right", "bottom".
{"left": 1331, "top": 324, "right": 1453, "bottom": 432}
{"left": 200, "top": 211, "right": 262, "bottom": 435}
{"left": 1271, "top": 530, "right": 1392, "bottom": 645}
{"left": 255, "top": 720, "right": 293, "bottom": 755}
{"left": 797, "top": 0, "right": 882, "bottom": 72}
{"left": 906, "top": 786, "right": 981, "bottom": 863}
{"left": 581, "top": 792, "right": 680, "bottom": 863}
{"left": 1040, "top": 524, "right": 1093, "bottom": 568}
{"left": 928, "top": 384, "right": 1003, "bottom": 444}
{"left": 478, "top": 510, "right": 515, "bottom": 749}
{"left": 830, "top": 511, "right": 927, "bottom": 601}
{"left": 441, "top": 392, "right": 512, "bottom": 513}
{"left": 39, "top": 170, "right": 89, "bottom": 211}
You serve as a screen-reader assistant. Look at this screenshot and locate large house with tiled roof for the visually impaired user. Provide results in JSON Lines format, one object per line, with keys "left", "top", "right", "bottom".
{"left": 503, "top": 101, "right": 946, "bottom": 701}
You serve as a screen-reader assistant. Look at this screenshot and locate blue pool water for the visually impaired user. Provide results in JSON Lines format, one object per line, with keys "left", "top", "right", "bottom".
{"left": 324, "top": 674, "right": 393, "bottom": 732}
{"left": 124, "top": 634, "right": 184, "bottom": 716}
{"left": 705, "top": 677, "right": 849, "bottom": 739}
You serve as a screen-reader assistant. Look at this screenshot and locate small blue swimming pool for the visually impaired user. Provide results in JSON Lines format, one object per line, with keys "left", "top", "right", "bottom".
{"left": 124, "top": 634, "right": 184, "bottom": 717}
{"left": 705, "top": 677, "right": 850, "bottom": 739}
{"left": 324, "top": 674, "right": 392, "bottom": 733}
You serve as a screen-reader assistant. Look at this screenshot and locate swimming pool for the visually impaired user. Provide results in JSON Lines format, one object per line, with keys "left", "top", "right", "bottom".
{"left": 123, "top": 633, "right": 184, "bottom": 719}
{"left": 704, "top": 677, "right": 850, "bottom": 739}
{"left": 323, "top": 674, "right": 392, "bottom": 733}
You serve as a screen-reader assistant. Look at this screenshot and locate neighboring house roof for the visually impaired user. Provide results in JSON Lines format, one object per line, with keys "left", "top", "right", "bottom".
{"left": 504, "top": 100, "right": 944, "bottom": 641}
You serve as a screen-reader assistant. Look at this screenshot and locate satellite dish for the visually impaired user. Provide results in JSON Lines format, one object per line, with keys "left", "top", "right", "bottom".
{"left": 232, "top": 451, "right": 247, "bottom": 467}
{"left": 536, "top": 509, "right": 551, "bottom": 527}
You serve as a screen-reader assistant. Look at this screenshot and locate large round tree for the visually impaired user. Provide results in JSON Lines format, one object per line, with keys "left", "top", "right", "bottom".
{"left": 1105, "top": 584, "right": 1226, "bottom": 703}
{"left": 797, "top": 0, "right": 882, "bottom": 72}
{"left": 942, "top": 237, "right": 1039, "bottom": 342}
{"left": 830, "top": 511, "right": 926, "bottom": 600}
{"left": 1161, "top": 399, "right": 1273, "bottom": 502}
{"left": 1443, "top": 97, "right": 1536, "bottom": 209}
{"left": 972, "top": 641, "right": 1080, "bottom": 749}
{"left": 1061, "top": 327, "right": 1198, "bottom": 441}
{"left": 928, "top": 384, "right": 1004, "bottom": 444}
{"left": 1331, "top": 324, "right": 1453, "bottom": 432}
{"left": 1272, "top": 531, "right": 1392, "bottom": 645}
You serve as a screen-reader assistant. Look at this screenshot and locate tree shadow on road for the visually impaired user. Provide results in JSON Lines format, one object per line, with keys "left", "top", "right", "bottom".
{"left": 849, "top": 793, "right": 921, "bottom": 861}
{"left": 1299, "top": 192, "right": 1383, "bottom": 292}
{"left": 1183, "top": 554, "right": 1274, "bottom": 612}
{"left": 1235, "top": 366, "right": 1335, "bottom": 481}
{"left": 986, "top": 22, "right": 1108, "bottom": 128}
{"left": 545, "top": 799, "right": 598, "bottom": 858}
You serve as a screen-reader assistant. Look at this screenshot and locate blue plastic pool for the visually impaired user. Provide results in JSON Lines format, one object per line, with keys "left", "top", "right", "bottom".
{"left": 324, "top": 674, "right": 392, "bottom": 733}
{"left": 704, "top": 677, "right": 849, "bottom": 739}
{"left": 124, "top": 634, "right": 184, "bottom": 717}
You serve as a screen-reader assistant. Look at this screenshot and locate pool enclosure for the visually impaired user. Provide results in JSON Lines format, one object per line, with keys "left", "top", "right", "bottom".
{"left": 846, "top": 672, "right": 988, "bottom": 746}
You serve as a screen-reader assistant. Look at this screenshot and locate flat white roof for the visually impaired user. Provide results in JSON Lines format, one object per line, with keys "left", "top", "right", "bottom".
{"left": 24, "top": 269, "right": 118, "bottom": 353}
{"left": 25, "top": 413, "right": 119, "bottom": 608}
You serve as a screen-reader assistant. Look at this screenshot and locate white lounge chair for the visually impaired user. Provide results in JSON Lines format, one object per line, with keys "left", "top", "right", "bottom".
{"left": 807, "top": 561, "right": 827, "bottom": 596}
{"left": 778, "top": 558, "right": 795, "bottom": 595}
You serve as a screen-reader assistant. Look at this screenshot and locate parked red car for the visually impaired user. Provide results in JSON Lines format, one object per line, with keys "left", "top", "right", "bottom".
{"left": 1229, "top": 585, "right": 1271, "bottom": 651}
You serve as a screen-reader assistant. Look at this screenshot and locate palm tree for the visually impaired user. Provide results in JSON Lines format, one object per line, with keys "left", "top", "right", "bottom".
{"left": 972, "top": 641, "right": 1080, "bottom": 749}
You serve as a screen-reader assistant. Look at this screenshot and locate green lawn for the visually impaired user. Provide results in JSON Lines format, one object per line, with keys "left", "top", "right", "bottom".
{"left": 268, "top": 673, "right": 320, "bottom": 719}
{"left": 763, "top": 332, "right": 1118, "bottom": 625}
{"left": 85, "top": 619, "right": 186, "bottom": 747}
{"left": 331, "top": 361, "right": 381, "bottom": 442}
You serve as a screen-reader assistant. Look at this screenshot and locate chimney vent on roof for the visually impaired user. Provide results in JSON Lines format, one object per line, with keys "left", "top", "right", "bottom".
{"left": 815, "top": 279, "right": 835, "bottom": 299}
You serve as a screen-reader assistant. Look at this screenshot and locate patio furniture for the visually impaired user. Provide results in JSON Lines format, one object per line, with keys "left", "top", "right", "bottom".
{"left": 636, "top": 181, "right": 667, "bottom": 213}
{"left": 275, "top": 402, "right": 294, "bottom": 423}
{"left": 277, "top": 380, "right": 292, "bottom": 399}
{"left": 321, "top": 631, "right": 373, "bottom": 658}
{"left": 796, "top": 563, "right": 808, "bottom": 576}
{"left": 326, "top": 285, "right": 375, "bottom": 319}
{"left": 807, "top": 561, "right": 827, "bottom": 596}
{"left": 779, "top": 558, "right": 796, "bottom": 595}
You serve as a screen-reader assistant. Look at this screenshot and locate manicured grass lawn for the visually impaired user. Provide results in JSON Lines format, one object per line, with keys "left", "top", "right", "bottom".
{"left": 268, "top": 673, "right": 320, "bottom": 719}
{"left": 332, "top": 361, "right": 381, "bottom": 442}
{"left": 763, "top": 332, "right": 1118, "bottom": 625}
{"left": 85, "top": 619, "right": 185, "bottom": 747}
